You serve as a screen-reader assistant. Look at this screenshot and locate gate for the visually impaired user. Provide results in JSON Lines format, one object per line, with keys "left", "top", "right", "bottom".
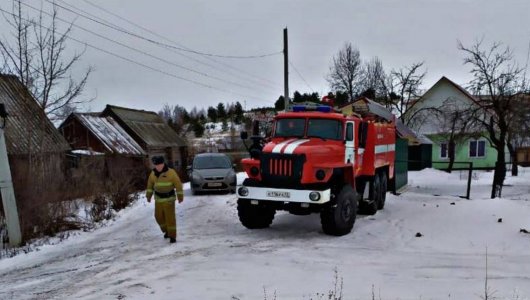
{"left": 393, "top": 138, "right": 408, "bottom": 193}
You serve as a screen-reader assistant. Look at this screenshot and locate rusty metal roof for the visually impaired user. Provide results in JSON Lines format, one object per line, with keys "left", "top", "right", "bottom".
{"left": 0, "top": 74, "right": 70, "bottom": 154}
{"left": 68, "top": 113, "right": 146, "bottom": 156}
{"left": 103, "top": 105, "right": 186, "bottom": 148}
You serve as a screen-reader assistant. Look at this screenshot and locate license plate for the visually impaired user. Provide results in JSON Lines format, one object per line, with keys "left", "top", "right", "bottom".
{"left": 266, "top": 191, "right": 290, "bottom": 198}
{"left": 208, "top": 182, "right": 222, "bottom": 187}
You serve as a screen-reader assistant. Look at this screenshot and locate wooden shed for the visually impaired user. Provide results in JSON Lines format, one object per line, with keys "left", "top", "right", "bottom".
{"left": 0, "top": 74, "right": 71, "bottom": 233}
{"left": 59, "top": 112, "right": 148, "bottom": 189}
{"left": 101, "top": 105, "right": 188, "bottom": 174}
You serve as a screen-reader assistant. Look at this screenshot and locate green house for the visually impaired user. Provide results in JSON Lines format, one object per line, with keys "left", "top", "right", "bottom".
{"left": 405, "top": 76, "right": 509, "bottom": 170}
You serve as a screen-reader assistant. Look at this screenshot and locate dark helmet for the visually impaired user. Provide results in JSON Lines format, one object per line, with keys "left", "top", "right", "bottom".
{"left": 151, "top": 156, "right": 165, "bottom": 165}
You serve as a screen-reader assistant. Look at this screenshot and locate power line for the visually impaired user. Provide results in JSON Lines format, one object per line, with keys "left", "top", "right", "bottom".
{"left": 53, "top": 0, "right": 280, "bottom": 90}
{"left": 19, "top": 1, "right": 273, "bottom": 95}
{"left": 77, "top": 0, "right": 283, "bottom": 89}
{"left": 0, "top": 6, "right": 274, "bottom": 103}
{"left": 289, "top": 60, "right": 315, "bottom": 93}
{"left": 49, "top": 0, "right": 282, "bottom": 59}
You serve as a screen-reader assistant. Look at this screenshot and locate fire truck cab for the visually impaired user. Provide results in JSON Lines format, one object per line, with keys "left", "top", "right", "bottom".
{"left": 237, "top": 104, "right": 396, "bottom": 236}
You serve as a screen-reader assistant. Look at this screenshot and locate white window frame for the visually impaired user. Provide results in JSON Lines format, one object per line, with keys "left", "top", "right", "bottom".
{"left": 439, "top": 142, "right": 449, "bottom": 159}
{"left": 469, "top": 139, "right": 486, "bottom": 158}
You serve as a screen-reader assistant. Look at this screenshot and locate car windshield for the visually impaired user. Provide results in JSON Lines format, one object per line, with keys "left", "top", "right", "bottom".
{"left": 274, "top": 118, "right": 305, "bottom": 138}
{"left": 306, "top": 119, "right": 343, "bottom": 140}
{"left": 193, "top": 156, "right": 231, "bottom": 169}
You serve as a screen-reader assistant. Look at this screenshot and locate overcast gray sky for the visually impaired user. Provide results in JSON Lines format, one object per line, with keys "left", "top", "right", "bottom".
{"left": 1, "top": 0, "right": 530, "bottom": 113}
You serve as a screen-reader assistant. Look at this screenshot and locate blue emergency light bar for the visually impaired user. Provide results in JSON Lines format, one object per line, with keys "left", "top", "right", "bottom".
{"left": 292, "top": 105, "right": 332, "bottom": 113}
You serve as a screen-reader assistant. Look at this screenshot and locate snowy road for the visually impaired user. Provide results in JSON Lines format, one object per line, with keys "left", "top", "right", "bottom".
{"left": 1, "top": 170, "right": 530, "bottom": 300}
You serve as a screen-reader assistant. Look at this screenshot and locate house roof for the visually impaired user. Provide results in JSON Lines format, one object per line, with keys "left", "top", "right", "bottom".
{"left": 419, "top": 76, "right": 480, "bottom": 107}
{"left": 0, "top": 74, "right": 70, "bottom": 154}
{"left": 408, "top": 76, "right": 501, "bottom": 131}
{"left": 67, "top": 113, "right": 146, "bottom": 156}
{"left": 102, "top": 105, "right": 186, "bottom": 148}
{"left": 395, "top": 118, "right": 433, "bottom": 145}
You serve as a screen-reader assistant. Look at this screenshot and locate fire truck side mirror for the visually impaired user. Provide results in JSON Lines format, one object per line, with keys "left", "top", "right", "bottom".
{"left": 252, "top": 120, "right": 260, "bottom": 136}
{"left": 240, "top": 131, "right": 248, "bottom": 140}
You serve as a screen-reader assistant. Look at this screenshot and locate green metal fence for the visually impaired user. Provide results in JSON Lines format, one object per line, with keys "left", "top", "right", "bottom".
{"left": 394, "top": 138, "right": 409, "bottom": 192}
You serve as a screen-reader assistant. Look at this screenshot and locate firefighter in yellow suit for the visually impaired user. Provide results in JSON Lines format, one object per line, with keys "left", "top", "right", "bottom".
{"left": 146, "top": 156, "right": 184, "bottom": 244}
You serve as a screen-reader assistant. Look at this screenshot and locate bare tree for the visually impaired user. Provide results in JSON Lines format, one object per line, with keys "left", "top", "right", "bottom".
{"left": 327, "top": 43, "right": 363, "bottom": 101}
{"left": 158, "top": 104, "right": 189, "bottom": 135}
{"left": 388, "top": 62, "right": 427, "bottom": 123}
{"left": 0, "top": 55, "right": 9, "bottom": 74}
{"left": 506, "top": 94, "right": 530, "bottom": 176}
{"left": 458, "top": 39, "right": 529, "bottom": 198}
{"left": 158, "top": 103, "right": 174, "bottom": 121}
{"left": 0, "top": 0, "right": 91, "bottom": 121}
{"left": 433, "top": 97, "right": 481, "bottom": 172}
{"left": 360, "top": 56, "right": 388, "bottom": 101}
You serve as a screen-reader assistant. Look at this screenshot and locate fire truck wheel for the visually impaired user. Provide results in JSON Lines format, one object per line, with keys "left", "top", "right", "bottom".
{"left": 378, "top": 172, "right": 388, "bottom": 210}
{"left": 237, "top": 199, "right": 276, "bottom": 229}
{"left": 320, "top": 185, "right": 357, "bottom": 236}
{"left": 360, "top": 176, "right": 380, "bottom": 215}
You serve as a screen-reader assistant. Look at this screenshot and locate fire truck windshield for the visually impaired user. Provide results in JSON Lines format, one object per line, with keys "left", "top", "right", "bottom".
{"left": 274, "top": 118, "right": 343, "bottom": 140}
{"left": 274, "top": 118, "right": 305, "bottom": 138}
{"left": 307, "top": 119, "right": 343, "bottom": 140}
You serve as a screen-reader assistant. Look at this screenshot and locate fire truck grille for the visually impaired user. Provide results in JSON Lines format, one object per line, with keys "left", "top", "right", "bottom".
{"left": 261, "top": 153, "right": 305, "bottom": 186}
{"left": 269, "top": 158, "right": 292, "bottom": 176}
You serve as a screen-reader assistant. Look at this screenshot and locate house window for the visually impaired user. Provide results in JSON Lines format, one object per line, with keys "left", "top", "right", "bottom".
{"left": 440, "top": 142, "right": 448, "bottom": 159}
{"left": 469, "top": 140, "right": 486, "bottom": 158}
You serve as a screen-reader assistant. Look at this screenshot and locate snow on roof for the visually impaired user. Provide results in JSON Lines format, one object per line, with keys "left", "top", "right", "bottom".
{"left": 103, "top": 105, "right": 187, "bottom": 148}
{"left": 71, "top": 149, "right": 105, "bottom": 156}
{"left": 76, "top": 113, "right": 146, "bottom": 156}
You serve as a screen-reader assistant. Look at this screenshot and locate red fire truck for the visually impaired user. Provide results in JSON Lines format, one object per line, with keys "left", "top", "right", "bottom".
{"left": 237, "top": 104, "right": 396, "bottom": 236}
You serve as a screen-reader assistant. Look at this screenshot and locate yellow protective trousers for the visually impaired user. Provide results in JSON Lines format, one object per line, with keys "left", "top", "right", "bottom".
{"left": 154, "top": 198, "right": 177, "bottom": 239}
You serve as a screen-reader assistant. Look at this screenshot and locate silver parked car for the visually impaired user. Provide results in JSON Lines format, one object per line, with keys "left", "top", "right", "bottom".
{"left": 188, "top": 153, "right": 237, "bottom": 195}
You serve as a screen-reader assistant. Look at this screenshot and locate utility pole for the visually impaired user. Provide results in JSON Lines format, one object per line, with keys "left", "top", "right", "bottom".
{"left": 0, "top": 103, "right": 22, "bottom": 247}
{"left": 283, "top": 27, "right": 289, "bottom": 111}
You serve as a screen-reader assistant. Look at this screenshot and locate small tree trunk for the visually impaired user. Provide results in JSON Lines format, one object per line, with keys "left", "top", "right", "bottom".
{"left": 506, "top": 143, "right": 518, "bottom": 177}
{"left": 512, "top": 157, "right": 519, "bottom": 177}
{"left": 491, "top": 146, "right": 506, "bottom": 199}
{"left": 447, "top": 141, "right": 456, "bottom": 173}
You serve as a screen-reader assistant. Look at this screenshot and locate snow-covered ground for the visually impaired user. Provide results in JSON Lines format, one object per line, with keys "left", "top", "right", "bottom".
{"left": 1, "top": 169, "right": 530, "bottom": 300}
{"left": 192, "top": 122, "right": 244, "bottom": 152}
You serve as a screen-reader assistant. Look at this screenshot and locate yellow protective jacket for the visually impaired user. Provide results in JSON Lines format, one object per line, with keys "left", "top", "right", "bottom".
{"left": 146, "top": 166, "right": 184, "bottom": 202}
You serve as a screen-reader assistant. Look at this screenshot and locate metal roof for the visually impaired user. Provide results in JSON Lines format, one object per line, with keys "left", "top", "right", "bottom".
{"left": 350, "top": 97, "right": 395, "bottom": 122}
{"left": 72, "top": 113, "right": 146, "bottom": 155}
{"left": 103, "top": 105, "right": 187, "bottom": 148}
{"left": 395, "top": 118, "right": 432, "bottom": 145}
{"left": 344, "top": 97, "right": 431, "bottom": 145}
{"left": 0, "top": 74, "right": 70, "bottom": 154}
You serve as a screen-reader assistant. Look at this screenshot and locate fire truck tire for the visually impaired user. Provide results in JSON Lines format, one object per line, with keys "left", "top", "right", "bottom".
{"left": 237, "top": 199, "right": 276, "bottom": 229}
{"left": 378, "top": 172, "right": 388, "bottom": 209}
{"left": 320, "top": 185, "right": 357, "bottom": 236}
{"left": 360, "top": 176, "right": 380, "bottom": 215}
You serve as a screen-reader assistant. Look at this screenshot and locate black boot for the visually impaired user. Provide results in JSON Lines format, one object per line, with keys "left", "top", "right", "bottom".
{"left": 169, "top": 237, "right": 176, "bottom": 244}
{"left": 163, "top": 232, "right": 169, "bottom": 239}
